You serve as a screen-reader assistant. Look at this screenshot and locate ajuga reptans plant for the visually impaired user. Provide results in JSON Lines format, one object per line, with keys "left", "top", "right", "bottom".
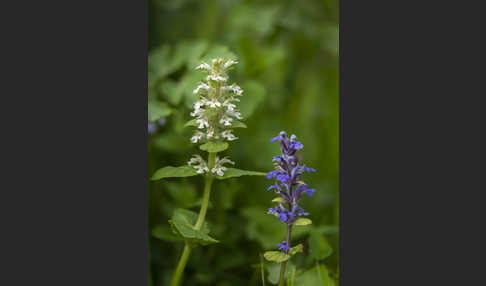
{"left": 263, "top": 131, "right": 316, "bottom": 286}
{"left": 151, "top": 58, "right": 265, "bottom": 286}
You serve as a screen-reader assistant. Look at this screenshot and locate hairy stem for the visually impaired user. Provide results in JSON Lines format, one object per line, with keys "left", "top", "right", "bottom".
{"left": 194, "top": 152, "right": 215, "bottom": 230}
{"left": 278, "top": 225, "right": 293, "bottom": 286}
{"left": 169, "top": 152, "right": 216, "bottom": 286}
{"left": 170, "top": 243, "right": 192, "bottom": 286}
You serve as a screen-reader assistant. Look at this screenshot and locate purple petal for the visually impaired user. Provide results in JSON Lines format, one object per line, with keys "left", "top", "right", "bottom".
{"left": 304, "top": 188, "right": 316, "bottom": 196}
{"left": 269, "top": 136, "right": 280, "bottom": 143}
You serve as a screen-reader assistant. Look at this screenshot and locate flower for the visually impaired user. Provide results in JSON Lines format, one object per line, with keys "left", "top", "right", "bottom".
{"left": 187, "top": 155, "right": 210, "bottom": 174}
{"left": 277, "top": 241, "right": 290, "bottom": 254}
{"left": 189, "top": 58, "right": 245, "bottom": 144}
{"left": 190, "top": 131, "right": 205, "bottom": 143}
{"left": 211, "top": 156, "right": 235, "bottom": 176}
{"left": 266, "top": 131, "right": 316, "bottom": 253}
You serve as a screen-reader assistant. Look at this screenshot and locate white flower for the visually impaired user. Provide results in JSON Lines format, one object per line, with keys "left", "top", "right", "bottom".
{"left": 222, "top": 100, "right": 236, "bottom": 112}
{"left": 190, "top": 131, "right": 204, "bottom": 143}
{"left": 221, "top": 130, "right": 238, "bottom": 141}
{"left": 225, "top": 84, "right": 243, "bottom": 96}
{"left": 207, "top": 75, "right": 227, "bottom": 83}
{"left": 207, "top": 99, "right": 221, "bottom": 108}
{"left": 219, "top": 115, "right": 233, "bottom": 126}
{"left": 211, "top": 156, "right": 235, "bottom": 176}
{"left": 223, "top": 59, "right": 238, "bottom": 69}
{"left": 193, "top": 83, "right": 210, "bottom": 94}
{"left": 190, "top": 106, "right": 204, "bottom": 117}
{"left": 228, "top": 110, "right": 243, "bottom": 120}
{"left": 196, "top": 118, "right": 209, "bottom": 129}
{"left": 187, "top": 155, "right": 209, "bottom": 174}
{"left": 196, "top": 62, "right": 211, "bottom": 71}
{"left": 206, "top": 126, "right": 215, "bottom": 138}
{"left": 217, "top": 156, "right": 235, "bottom": 166}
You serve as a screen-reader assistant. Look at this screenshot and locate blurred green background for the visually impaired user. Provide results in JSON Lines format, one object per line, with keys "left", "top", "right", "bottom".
{"left": 148, "top": 0, "right": 338, "bottom": 285}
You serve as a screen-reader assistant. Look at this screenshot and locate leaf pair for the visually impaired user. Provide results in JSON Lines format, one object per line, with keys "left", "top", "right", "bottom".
{"left": 151, "top": 166, "right": 265, "bottom": 181}
{"left": 168, "top": 209, "right": 219, "bottom": 246}
{"left": 263, "top": 244, "right": 304, "bottom": 263}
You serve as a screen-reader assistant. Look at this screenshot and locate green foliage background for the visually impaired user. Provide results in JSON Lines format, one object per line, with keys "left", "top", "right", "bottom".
{"left": 148, "top": 0, "right": 339, "bottom": 285}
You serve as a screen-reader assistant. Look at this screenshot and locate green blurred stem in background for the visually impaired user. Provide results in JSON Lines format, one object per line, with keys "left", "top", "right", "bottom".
{"left": 170, "top": 152, "right": 216, "bottom": 286}
{"left": 278, "top": 225, "right": 293, "bottom": 286}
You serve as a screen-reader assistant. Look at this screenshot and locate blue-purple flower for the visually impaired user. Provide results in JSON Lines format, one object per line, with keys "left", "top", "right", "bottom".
{"left": 277, "top": 241, "right": 290, "bottom": 254}
{"left": 266, "top": 131, "right": 316, "bottom": 252}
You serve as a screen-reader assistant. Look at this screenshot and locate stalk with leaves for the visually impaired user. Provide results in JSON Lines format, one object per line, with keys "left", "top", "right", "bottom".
{"left": 151, "top": 58, "right": 265, "bottom": 286}
{"left": 263, "top": 131, "right": 316, "bottom": 286}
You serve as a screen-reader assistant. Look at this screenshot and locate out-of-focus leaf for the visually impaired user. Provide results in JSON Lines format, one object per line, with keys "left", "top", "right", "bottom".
{"left": 165, "top": 181, "right": 197, "bottom": 208}
{"left": 148, "top": 101, "right": 172, "bottom": 122}
{"left": 294, "top": 218, "right": 312, "bottom": 226}
{"left": 239, "top": 80, "right": 266, "bottom": 117}
{"left": 309, "top": 232, "right": 333, "bottom": 260}
{"left": 229, "top": 5, "right": 280, "bottom": 36}
{"left": 267, "top": 262, "right": 294, "bottom": 285}
{"left": 153, "top": 132, "right": 192, "bottom": 152}
{"left": 152, "top": 225, "right": 182, "bottom": 242}
{"left": 159, "top": 80, "right": 180, "bottom": 105}
{"left": 199, "top": 141, "right": 229, "bottom": 153}
{"left": 215, "top": 168, "right": 266, "bottom": 180}
{"left": 313, "top": 225, "right": 339, "bottom": 235}
{"left": 295, "top": 264, "right": 333, "bottom": 286}
{"left": 151, "top": 166, "right": 198, "bottom": 180}
{"left": 201, "top": 45, "right": 237, "bottom": 63}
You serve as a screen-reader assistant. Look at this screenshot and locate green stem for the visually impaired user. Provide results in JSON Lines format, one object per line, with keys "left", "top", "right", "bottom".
{"left": 170, "top": 243, "right": 192, "bottom": 286}
{"left": 278, "top": 225, "right": 293, "bottom": 286}
{"left": 194, "top": 152, "right": 215, "bottom": 230}
{"left": 169, "top": 152, "right": 216, "bottom": 286}
{"left": 278, "top": 261, "right": 287, "bottom": 286}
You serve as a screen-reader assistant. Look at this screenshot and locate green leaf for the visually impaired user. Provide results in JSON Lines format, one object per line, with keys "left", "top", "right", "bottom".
{"left": 215, "top": 168, "right": 266, "bottom": 180}
{"left": 148, "top": 101, "right": 172, "bottom": 122}
{"left": 271, "top": 197, "right": 286, "bottom": 203}
{"left": 239, "top": 80, "right": 266, "bottom": 117}
{"left": 263, "top": 244, "right": 303, "bottom": 263}
{"left": 199, "top": 141, "right": 229, "bottom": 153}
{"left": 313, "top": 225, "right": 339, "bottom": 235}
{"left": 169, "top": 208, "right": 218, "bottom": 246}
{"left": 169, "top": 220, "right": 219, "bottom": 246}
{"left": 296, "top": 264, "right": 333, "bottom": 286}
{"left": 263, "top": 251, "right": 289, "bottom": 263}
{"left": 294, "top": 218, "right": 312, "bottom": 226}
{"left": 309, "top": 233, "right": 333, "bottom": 260}
{"left": 231, "top": 120, "right": 247, "bottom": 128}
{"left": 151, "top": 166, "right": 198, "bottom": 181}
{"left": 184, "top": 119, "right": 198, "bottom": 127}
{"left": 151, "top": 225, "right": 182, "bottom": 242}
{"left": 266, "top": 262, "right": 294, "bottom": 284}
{"left": 288, "top": 244, "right": 304, "bottom": 256}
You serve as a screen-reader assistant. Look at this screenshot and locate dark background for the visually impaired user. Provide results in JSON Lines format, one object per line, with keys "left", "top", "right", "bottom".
{"left": 2, "top": 0, "right": 484, "bottom": 285}
{"left": 148, "top": 0, "right": 339, "bottom": 285}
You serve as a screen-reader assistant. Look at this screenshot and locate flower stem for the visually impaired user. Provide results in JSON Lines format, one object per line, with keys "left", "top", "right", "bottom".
{"left": 278, "top": 225, "right": 293, "bottom": 286}
{"left": 194, "top": 152, "right": 215, "bottom": 230}
{"left": 169, "top": 152, "right": 216, "bottom": 286}
{"left": 170, "top": 243, "right": 192, "bottom": 286}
